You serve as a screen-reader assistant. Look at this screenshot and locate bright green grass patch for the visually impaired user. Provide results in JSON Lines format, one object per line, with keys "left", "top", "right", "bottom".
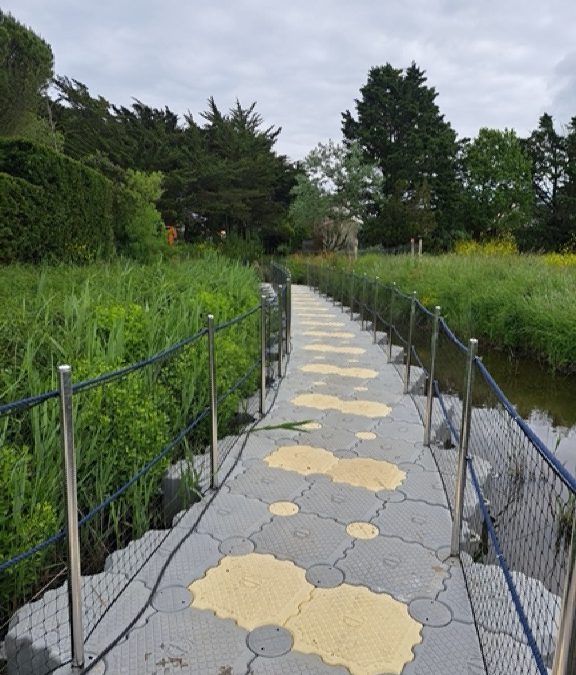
{"left": 0, "top": 253, "right": 260, "bottom": 620}
{"left": 289, "top": 252, "right": 576, "bottom": 373}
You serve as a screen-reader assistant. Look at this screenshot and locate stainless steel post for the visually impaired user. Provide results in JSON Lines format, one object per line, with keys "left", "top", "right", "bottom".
{"left": 418, "top": 237, "right": 423, "bottom": 256}
{"left": 286, "top": 275, "right": 292, "bottom": 355}
{"left": 207, "top": 314, "right": 219, "bottom": 489}
{"left": 260, "top": 295, "right": 266, "bottom": 415}
{"left": 306, "top": 262, "right": 310, "bottom": 288}
{"left": 450, "top": 338, "right": 478, "bottom": 557}
{"left": 411, "top": 237, "right": 415, "bottom": 257}
{"left": 404, "top": 291, "right": 417, "bottom": 394}
{"left": 349, "top": 273, "right": 355, "bottom": 320}
{"left": 424, "top": 306, "right": 441, "bottom": 446}
{"left": 341, "top": 270, "right": 345, "bottom": 313}
{"left": 553, "top": 510, "right": 576, "bottom": 675}
{"left": 277, "top": 284, "right": 284, "bottom": 378}
{"left": 58, "top": 365, "right": 84, "bottom": 670}
{"left": 373, "top": 277, "right": 380, "bottom": 344}
{"left": 361, "top": 274, "right": 367, "bottom": 330}
{"left": 388, "top": 283, "right": 396, "bottom": 362}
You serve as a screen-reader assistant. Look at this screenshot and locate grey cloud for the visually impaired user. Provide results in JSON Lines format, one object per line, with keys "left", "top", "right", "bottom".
{"left": 3, "top": 0, "right": 576, "bottom": 159}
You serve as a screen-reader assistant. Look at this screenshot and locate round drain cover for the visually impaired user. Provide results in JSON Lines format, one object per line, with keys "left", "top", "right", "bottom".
{"left": 247, "top": 625, "right": 293, "bottom": 657}
{"left": 305, "top": 564, "right": 344, "bottom": 588}
{"left": 219, "top": 537, "right": 254, "bottom": 556}
{"left": 409, "top": 598, "right": 452, "bottom": 626}
{"left": 151, "top": 586, "right": 191, "bottom": 613}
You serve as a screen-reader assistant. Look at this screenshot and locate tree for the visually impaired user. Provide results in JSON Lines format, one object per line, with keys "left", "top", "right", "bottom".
{"left": 289, "top": 140, "right": 382, "bottom": 251}
{"left": 0, "top": 12, "right": 54, "bottom": 137}
{"left": 462, "top": 128, "right": 533, "bottom": 240}
{"left": 342, "top": 63, "right": 459, "bottom": 246}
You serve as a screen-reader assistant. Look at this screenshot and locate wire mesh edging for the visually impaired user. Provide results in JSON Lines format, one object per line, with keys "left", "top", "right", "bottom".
{"left": 305, "top": 262, "right": 576, "bottom": 674}
{"left": 1, "top": 292, "right": 283, "bottom": 674}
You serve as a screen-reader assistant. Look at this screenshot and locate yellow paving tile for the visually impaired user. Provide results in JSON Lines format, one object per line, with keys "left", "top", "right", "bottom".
{"left": 303, "top": 331, "right": 355, "bottom": 339}
{"left": 269, "top": 501, "right": 299, "bottom": 516}
{"left": 328, "top": 457, "right": 406, "bottom": 491}
{"left": 286, "top": 584, "right": 422, "bottom": 675}
{"left": 189, "top": 553, "right": 312, "bottom": 630}
{"left": 301, "top": 363, "right": 378, "bottom": 379}
{"left": 304, "top": 344, "right": 365, "bottom": 355}
{"left": 346, "top": 522, "right": 380, "bottom": 539}
{"left": 292, "top": 393, "right": 391, "bottom": 418}
{"left": 264, "top": 445, "right": 337, "bottom": 474}
{"left": 355, "top": 431, "right": 377, "bottom": 440}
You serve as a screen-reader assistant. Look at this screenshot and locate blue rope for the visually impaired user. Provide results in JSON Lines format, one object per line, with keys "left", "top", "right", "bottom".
{"left": 415, "top": 299, "right": 435, "bottom": 318}
{"left": 214, "top": 305, "right": 260, "bottom": 333}
{"left": 0, "top": 528, "right": 65, "bottom": 573}
{"left": 475, "top": 359, "right": 576, "bottom": 493}
{"left": 0, "top": 389, "right": 59, "bottom": 417}
{"left": 439, "top": 318, "right": 469, "bottom": 354}
{"left": 467, "top": 458, "right": 548, "bottom": 675}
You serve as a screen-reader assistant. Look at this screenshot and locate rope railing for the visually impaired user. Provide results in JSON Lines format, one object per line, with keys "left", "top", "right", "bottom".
{"left": 1, "top": 263, "right": 293, "bottom": 675}
{"left": 307, "top": 262, "right": 576, "bottom": 675}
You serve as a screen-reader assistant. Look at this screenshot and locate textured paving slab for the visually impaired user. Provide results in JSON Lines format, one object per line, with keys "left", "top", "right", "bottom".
{"left": 248, "top": 651, "right": 350, "bottom": 674}
{"left": 194, "top": 491, "right": 272, "bottom": 541}
{"left": 103, "top": 607, "right": 252, "bottom": 674}
{"left": 295, "top": 477, "right": 383, "bottom": 524}
{"left": 373, "top": 500, "right": 452, "bottom": 549}
{"left": 227, "top": 462, "right": 310, "bottom": 503}
{"left": 252, "top": 512, "right": 351, "bottom": 567}
{"left": 338, "top": 536, "right": 449, "bottom": 602}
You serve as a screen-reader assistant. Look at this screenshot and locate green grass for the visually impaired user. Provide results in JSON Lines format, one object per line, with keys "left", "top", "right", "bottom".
{"left": 289, "top": 252, "right": 576, "bottom": 373}
{"left": 0, "top": 252, "right": 261, "bottom": 620}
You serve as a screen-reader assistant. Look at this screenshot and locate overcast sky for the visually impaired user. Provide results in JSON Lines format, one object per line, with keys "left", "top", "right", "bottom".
{"left": 4, "top": 0, "right": 576, "bottom": 161}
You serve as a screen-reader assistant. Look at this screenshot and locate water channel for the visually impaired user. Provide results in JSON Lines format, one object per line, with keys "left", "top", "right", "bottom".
{"left": 472, "top": 349, "right": 576, "bottom": 477}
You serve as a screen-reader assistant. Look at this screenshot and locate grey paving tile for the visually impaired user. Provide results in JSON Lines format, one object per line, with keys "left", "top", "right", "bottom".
{"left": 228, "top": 463, "right": 310, "bottom": 503}
{"left": 103, "top": 607, "right": 252, "bottom": 674}
{"left": 295, "top": 478, "right": 383, "bottom": 524}
{"left": 338, "top": 536, "right": 448, "bottom": 602}
{"left": 373, "top": 500, "right": 452, "bottom": 549}
{"left": 252, "top": 512, "right": 350, "bottom": 568}
{"left": 401, "top": 621, "right": 486, "bottom": 675}
{"left": 106, "top": 530, "right": 222, "bottom": 590}
{"left": 248, "top": 651, "right": 350, "bottom": 674}
{"left": 437, "top": 563, "right": 475, "bottom": 624}
{"left": 399, "top": 470, "right": 450, "bottom": 507}
{"left": 195, "top": 491, "right": 273, "bottom": 541}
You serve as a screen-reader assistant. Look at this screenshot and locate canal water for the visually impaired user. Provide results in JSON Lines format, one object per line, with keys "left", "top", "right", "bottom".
{"left": 479, "top": 350, "right": 576, "bottom": 477}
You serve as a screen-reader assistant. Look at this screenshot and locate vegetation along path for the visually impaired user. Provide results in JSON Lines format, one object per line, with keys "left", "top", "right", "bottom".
{"left": 9, "top": 285, "right": 486, "bottom": 674}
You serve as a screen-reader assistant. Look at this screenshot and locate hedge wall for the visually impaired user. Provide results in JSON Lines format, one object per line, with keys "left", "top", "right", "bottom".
{"left": 0, "top": 139, "right": 125, "bottom": 263}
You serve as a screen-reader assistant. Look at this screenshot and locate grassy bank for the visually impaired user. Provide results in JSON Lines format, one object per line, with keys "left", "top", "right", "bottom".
{"left": 0, "top": 254, "right": 260, "bottom": 619}
{"left": 288, "top": 252, "right": 576, "bottom": 373}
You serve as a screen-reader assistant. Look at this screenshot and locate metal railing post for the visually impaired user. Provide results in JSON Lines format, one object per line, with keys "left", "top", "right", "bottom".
{"left": 260, "top": 296, "right": 266, "bottom": 415}
{"left": 278, "top": 284, "right": 284, "bottom": 378}
{"left": 349, "top": 273, "right": 355, "bottom": 320}
{"left": 373, "top": 277, "right": 380, "bottom": 344}
{"left": 404, "top": 291, "right": 417, "bottom": 394}
{"left": 58, "top": 365, "right": 84, "bottom": 670}
{"left": 361, "top": 274, "right": 367, "bottom": 330}
{"left": 207, "top": 314, "right": 219, "bottom": 489}
{"left": 552, "top": 510, "right": 576, "bottom": 675}
{"left": 388, "top": 283, "right": 396, "bottom": 361}
{"left": 418, "top": 237, "right": 423, "bottom": 256}
{"left": 451, "top": 338, "right": 478, "bottom": 557}
{"left": 286, "top": 275, "right": 292, "bottom": 355}
{"left": 306, "top": 262, "right": 310, "bottom": 288}
{"left": 411, "top": 237, "right": 415, "bottom": 257}
{"left": 424, "top": 306, "right": 441, "bottom": 446}
{"left": 341, "top": 270, "right": 345, "bottom": 313}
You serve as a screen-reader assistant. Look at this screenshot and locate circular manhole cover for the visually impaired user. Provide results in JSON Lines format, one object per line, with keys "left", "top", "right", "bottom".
{"left": 409, "top": 598, "right": 452, "bottom": 626}
{"left": 151, "top": 586, "right": 191, "bottom": 613}
{"left": 247, "top": 625, "right": 293, "bottom": 657}
{"left": 305, "top": 564, "right": 345, "bottom": 588}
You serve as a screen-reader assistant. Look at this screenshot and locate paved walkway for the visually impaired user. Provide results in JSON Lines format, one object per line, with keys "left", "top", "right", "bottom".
{"left": 92, "top": 285, "right": 486, "bottom": 674}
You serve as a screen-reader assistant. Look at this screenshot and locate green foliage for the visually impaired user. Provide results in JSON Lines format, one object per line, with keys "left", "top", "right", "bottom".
{"left": 342, "top": 62, "right": 459, "bottom": 246}
{"left": 0, "top": 11, "right": 53, "bottom": 137}
{"left": 0, "top": 445, "right": 58, "bottom": 615}
{"left": 462, "top": 128, "right": 533, "bottom": 239}
{"left": 0, "top": 139, "right": 116, "bottom": 262}
{"left": 0, "top": 255, "right": 261, "bottom": 620}
{"left": 294, "top": 252, "right": 576, "bottom": 372}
